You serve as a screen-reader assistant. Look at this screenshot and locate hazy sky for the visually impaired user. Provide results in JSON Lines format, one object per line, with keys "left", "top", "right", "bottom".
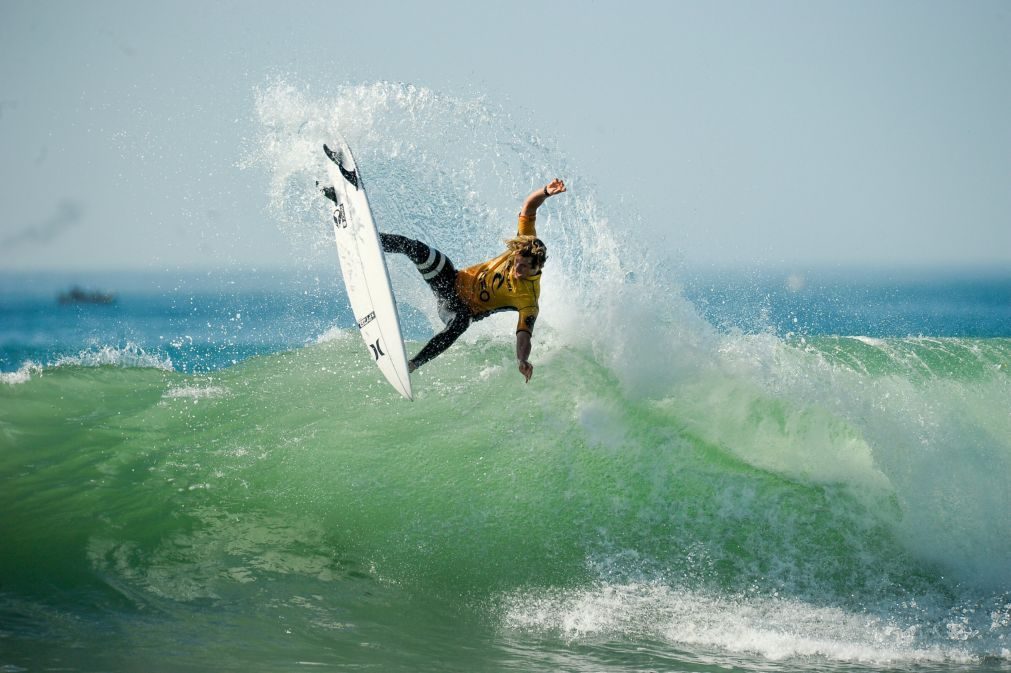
{"left": 1, "top": 0, "right": 1009, "bottom": 271}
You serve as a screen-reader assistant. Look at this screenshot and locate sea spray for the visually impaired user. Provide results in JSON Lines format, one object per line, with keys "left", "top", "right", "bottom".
{"left": 246, "top": 81, "right": 618, "bottom": 341}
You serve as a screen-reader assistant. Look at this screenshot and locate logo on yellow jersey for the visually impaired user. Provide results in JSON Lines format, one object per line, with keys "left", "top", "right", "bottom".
{"left": 477, "top": 271, "right": 507, "bottom": 303}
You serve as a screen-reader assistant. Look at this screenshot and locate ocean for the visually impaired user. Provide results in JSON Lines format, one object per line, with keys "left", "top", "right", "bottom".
{"left": 2, "top": 82, "right": 1010, "bottom": 672}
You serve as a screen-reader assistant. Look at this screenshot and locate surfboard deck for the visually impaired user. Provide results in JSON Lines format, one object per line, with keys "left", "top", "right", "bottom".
{"left": 323, "top": 138, "right": 413, "bottom": 400}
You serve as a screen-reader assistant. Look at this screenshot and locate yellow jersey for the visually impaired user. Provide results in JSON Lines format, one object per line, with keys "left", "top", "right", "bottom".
{"left": 455, "top": 214, "right": 540, "bottom": 334}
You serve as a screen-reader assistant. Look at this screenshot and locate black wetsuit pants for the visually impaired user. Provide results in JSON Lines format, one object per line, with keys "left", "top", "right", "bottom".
{"left": 380, "top": 233, "right": 472, "bottom": 369}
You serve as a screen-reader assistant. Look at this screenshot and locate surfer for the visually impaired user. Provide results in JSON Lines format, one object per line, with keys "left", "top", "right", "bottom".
{"left": 380, "top": 179, "right": 566, "bottom": 382}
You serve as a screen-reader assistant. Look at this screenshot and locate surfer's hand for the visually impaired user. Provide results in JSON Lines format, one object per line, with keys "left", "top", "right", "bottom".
{"left": 545, "top": 179, "right": 566, "bottom": 196}
{"left": 521, "top": 179, "right": 566, "bottom": 216}
{"left": 518, "top": 360, "right": 533, "bottom": 382}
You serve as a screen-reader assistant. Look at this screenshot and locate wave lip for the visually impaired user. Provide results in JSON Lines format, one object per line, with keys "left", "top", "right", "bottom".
{"left": 0, "top": 361, "right": 42, "bottom": 385}
{"left": 53, "top": 342, "right": 173, "bottom": 370}
{"left": 2, "top": 343, "right": 173, "bottom": 385}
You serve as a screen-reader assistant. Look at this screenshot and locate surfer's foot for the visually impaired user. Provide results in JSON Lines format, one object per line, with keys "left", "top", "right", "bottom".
{"left": 316, "top": 181, "right": 338, "bottom": 205}
{"left": 408, "top": 360, "right": 418, "bottom": 373}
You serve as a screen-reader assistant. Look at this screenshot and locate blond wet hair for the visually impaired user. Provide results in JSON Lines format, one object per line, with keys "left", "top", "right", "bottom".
{"left": 505, "top": 235, "right": 548, "bottom": 268}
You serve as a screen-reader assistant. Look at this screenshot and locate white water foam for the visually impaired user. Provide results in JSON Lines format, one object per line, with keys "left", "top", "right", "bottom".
{"left": 314, "top": 326, "right": 355, "bottom": 345}
{"left": 162, "top": 385, "right": 229, "bottom": 401}
{"left": 501, "top": 583, "right": 1006, "bottom": 667}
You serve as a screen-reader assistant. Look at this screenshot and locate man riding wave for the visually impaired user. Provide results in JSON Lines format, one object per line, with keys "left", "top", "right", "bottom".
{"left": 368, "top": 179, "right": 566, "bottom": 382}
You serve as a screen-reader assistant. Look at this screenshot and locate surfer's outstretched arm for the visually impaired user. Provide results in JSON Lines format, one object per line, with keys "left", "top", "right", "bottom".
{"left": 520, "top": 179, "right": 566, "bottom": 217}
{"left": 516, "top": 330, "right": 533, "bottom": 383}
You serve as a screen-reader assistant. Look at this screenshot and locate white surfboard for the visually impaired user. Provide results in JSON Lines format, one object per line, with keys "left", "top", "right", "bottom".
{"left": 323, "top": 138, "right": 413, "bottom": 400}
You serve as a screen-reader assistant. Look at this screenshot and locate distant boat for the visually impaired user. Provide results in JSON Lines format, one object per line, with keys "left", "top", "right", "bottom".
{"left": 57, "top": 286, "right": 117, "bottom": 305}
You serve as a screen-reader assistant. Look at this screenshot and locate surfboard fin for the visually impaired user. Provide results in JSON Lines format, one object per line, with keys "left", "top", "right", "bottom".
{"left": 323, "top": 143, "right": 341, "bottom": 164}
{"left": 316, "top": 180, "right": 338, "bottom": 205}
{"left": 323, "top": 143, "right": 360, "bottom": 190}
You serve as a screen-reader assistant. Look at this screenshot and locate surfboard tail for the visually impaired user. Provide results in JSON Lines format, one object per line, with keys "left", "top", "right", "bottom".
{"left": 324, "top": 142, "right": 360, "bottom": 190}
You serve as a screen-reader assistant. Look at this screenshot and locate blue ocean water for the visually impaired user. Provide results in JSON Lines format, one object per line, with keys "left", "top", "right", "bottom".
{"left": 683, "top": 266, "right": 1011, "bottom": 339}
{"left": 0, "top": 270, "right": 350, "bottom": 375}
{"left": 2, "top": 83, "right": 1010, "bottom": 673}
{"left": 3, "top": 265, "right": 1009, "bottom": 378}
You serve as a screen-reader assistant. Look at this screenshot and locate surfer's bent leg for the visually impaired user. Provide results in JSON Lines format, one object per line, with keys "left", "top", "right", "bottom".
{"left": 410, "top": 311, "right": 471, "bottom": 370}
{"left": 382, "top": 233, "right": 469, "bottom": 369}
{"left": 380, "top": 233, "right": 436, "bottom": 266}
{"left": 380, "top": 233, "right": 458, "bottom": 300}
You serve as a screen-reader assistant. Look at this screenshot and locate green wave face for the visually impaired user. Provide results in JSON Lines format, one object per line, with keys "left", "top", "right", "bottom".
{"left": 4, "top": 335, "right": 1009, "bottom": 596}
{"left": 3, "top": 334, "right": 1009, "bottom": 669}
